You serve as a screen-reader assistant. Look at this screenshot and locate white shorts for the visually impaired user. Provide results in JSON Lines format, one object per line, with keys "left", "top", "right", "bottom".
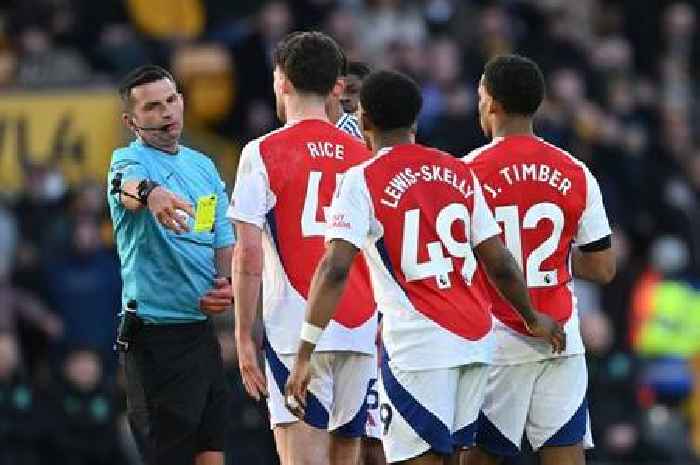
{"left": 264, "top": 337, "right": 374, "bottom": 437}
{"left": 477, "top": 354, "right": 593, "bottom": 455}
{"left": 378, "top": 352, "right": 488, "bottom": 463}
{"left": 365, "top": 359, "right": 382, "bottom": 440}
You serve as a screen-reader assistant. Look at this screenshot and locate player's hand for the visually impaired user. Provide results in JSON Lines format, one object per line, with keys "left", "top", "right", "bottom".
{"left": 284, "top": 355, "right": 312, "bottom": 419}
{"left": 147, "top": 186, "right": 194, "bottom": 234}
{"left": 525, "top": 312, "right": 566, "bottom": 354}
{"left": 200, "top": 278, "right": 233, "bottom": 315}
{"left": 235, "top": 333, "right": 267, "bottom": 401}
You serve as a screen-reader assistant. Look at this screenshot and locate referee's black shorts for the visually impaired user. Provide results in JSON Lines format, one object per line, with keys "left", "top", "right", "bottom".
{"left": 124, "top": 319, "right": 229, "bottom": 465}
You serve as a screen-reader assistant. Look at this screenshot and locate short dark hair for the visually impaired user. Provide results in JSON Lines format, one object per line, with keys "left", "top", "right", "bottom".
{"left": 272, "top": 31, "right": 345, "bottom": 96}
{"left": 347, "top": 61, "right": 371, "bottom": 80}
{"left": 360, "top": 70, "right": 422, "bottom": 131}
{"left": 119, "top": 65, "right": 176, "bottom": 105}
{"left": 483, "top": 54, "right": 545, "bottom": 116}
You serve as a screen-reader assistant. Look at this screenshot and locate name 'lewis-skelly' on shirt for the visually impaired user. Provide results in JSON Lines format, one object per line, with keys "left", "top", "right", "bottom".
{"left": 379, "top": 165, "right": 474, "bottom": 209}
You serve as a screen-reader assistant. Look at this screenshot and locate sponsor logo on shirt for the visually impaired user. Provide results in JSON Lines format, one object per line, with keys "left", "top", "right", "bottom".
{"left": 330, "top": 213, "right": 351, "bottom": 229}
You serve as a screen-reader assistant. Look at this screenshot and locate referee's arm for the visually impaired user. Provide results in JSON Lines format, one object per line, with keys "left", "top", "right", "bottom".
{"left": 118, "top": 179, "right": 148, "bottom": 211}
{"left": 200, "top": 174, "right": 236, "bottom": 314}
{"left": 116, "top": 179, "right": 193, "bottom": 233}
{"left": 215, "top": 246, "right": 233, "bottom": 278}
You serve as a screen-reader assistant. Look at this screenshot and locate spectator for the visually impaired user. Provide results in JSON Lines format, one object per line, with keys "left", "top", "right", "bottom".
{"left": 0, "top": 332, "right": 43, "bottom": 465}
{"left": 47, "top": 348, "right": 125, "bottom": 465}
{"left": 15, "top": 25, "right": 92, "bottom": 87}
{"left": 355, "top": 0, "right": 427, "bottom": 62}
{"left": 43, "top": 216, "right": 121, "bottom": 371}
{"left": 0, "top": 206, "right": 63, "bottom": 345}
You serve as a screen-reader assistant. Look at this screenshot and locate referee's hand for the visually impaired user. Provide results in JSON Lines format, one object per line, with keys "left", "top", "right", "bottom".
{"left": 200, "top": 278, "right": 233, "bottom": 315}
{"left": 147, "top": 186, "right": 194, "bottom": 234}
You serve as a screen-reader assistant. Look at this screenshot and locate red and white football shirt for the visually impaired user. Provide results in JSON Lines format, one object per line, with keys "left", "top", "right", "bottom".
{"left": 325, "top": 144, "right": 501, "bottom": 371}
{"left": 228, "top": 119, "right": 376, "bottom": 355}
{"left": 464, "top": 135, "right": 611, "bottom": 364}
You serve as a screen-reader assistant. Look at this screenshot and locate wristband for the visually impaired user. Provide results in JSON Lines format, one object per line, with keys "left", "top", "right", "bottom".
{"left": 137, "top": 179, "right": 161, "bottom": 206}
{"left": 300, "top": 322, "right": 324, "bottom": 345}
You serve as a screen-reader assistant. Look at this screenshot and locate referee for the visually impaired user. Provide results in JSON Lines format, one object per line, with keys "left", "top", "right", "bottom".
{"left": 107, "top": 65, "right": 234, "bottom": 465}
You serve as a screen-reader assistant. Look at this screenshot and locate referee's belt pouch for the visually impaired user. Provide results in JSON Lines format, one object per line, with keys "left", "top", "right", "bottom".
{"left": 116, "top": 311, "right": 143, "bottom": 353}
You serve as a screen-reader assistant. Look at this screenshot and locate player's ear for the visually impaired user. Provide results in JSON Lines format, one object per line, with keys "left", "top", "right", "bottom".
{"left": 280, "top": 74, "right": 293, "bottom": 96}
{"left": 360, "top": 111, "right": 373, "bottom": 132}
{"left": 331, "top": 78, "right": 345, "bottom": 98}
{"left": 488, "top": 96, "right": 501, "bottom": 115}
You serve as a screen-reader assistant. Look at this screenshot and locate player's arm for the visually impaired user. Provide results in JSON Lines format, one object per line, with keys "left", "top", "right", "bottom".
{"left": 572, "top": 237, "right": 616, "bottom": 284}
{"left": 232, "top": 222, "right": 267, "bottom": 400}
{"left": 299, "top": 240, "right": 358, "bottom": 356}
{"left": 228, "top": 142, "right": 269, "bottom": 400}
{"left": 573, "top": 168, "right": 616, "bottom": 284}
{"left": 200, "top": 172, "right": 237, "bottom": 314}
{"left": 475, "top": 237, "right": 564, "bottom": 352}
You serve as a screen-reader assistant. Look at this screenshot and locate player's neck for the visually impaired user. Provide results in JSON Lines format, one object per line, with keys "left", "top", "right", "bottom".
{"left": 372, "top": 130, "right": 414, "bottom": 153}
{"left": 327, "top": 102, "right": 343, "bottom": 125}
{"left": 285, "top": 95, "right": 329, "bottom": 125}
{"left": 492, "top": 117, "right": 534, "bottom": 139}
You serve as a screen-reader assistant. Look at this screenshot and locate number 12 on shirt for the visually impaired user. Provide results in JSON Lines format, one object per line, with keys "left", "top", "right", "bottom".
{"left": 495, "top": 202, "right": 564, "bottom": 287}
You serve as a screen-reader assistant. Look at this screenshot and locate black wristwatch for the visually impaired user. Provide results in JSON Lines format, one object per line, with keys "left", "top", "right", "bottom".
{"left": 136, "top": 179, "right": 160, "bottom": 206}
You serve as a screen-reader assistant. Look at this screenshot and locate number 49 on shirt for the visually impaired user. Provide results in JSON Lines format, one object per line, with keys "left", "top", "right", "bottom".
{"left": 401, "top": 203, "right": 478, "bottom": 290}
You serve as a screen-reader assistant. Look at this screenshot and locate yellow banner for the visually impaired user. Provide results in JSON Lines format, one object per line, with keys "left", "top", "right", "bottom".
{"left": 0, "top": 89, "right": 122, "bottom": 194}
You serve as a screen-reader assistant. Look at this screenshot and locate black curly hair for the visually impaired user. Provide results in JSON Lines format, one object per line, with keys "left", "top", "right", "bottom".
{"left": 360, "top": 70, "right": 422, "bottom": 131}
{"left": 483, "top": 54, "right": 545, "bottom": 116}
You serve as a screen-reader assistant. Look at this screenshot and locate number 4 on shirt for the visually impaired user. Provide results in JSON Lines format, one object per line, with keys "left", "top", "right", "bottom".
{"left": 301, "top": 171, "right": 344, "bottom": 238}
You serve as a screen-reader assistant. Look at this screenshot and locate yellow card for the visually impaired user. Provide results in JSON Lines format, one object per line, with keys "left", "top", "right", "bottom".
{"left": 194, "top": 194, "right": 217, "bottom": 233}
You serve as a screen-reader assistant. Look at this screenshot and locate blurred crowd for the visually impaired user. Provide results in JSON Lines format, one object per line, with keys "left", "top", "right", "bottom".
{"left": 0, "top": 0, "right": 699, "bottom": 464}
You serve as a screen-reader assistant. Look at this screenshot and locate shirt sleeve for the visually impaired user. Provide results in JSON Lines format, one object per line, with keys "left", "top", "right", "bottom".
{"left": 213, "top": 170, "right": 235, "bottom": 248}
{"left": 469, "top": 170, "right": 501, "bottom": 247}
{"left": 107, "top": 151, "right": 150, "bottom": 208}
{"left": 227, "top": 140, "right": 272, "bottom": 229}
{"left": 324, "top": 166, "right": 371, "bottom": 250}
{"left": 575, "top": 167, "right": 612, "bottom": 246}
